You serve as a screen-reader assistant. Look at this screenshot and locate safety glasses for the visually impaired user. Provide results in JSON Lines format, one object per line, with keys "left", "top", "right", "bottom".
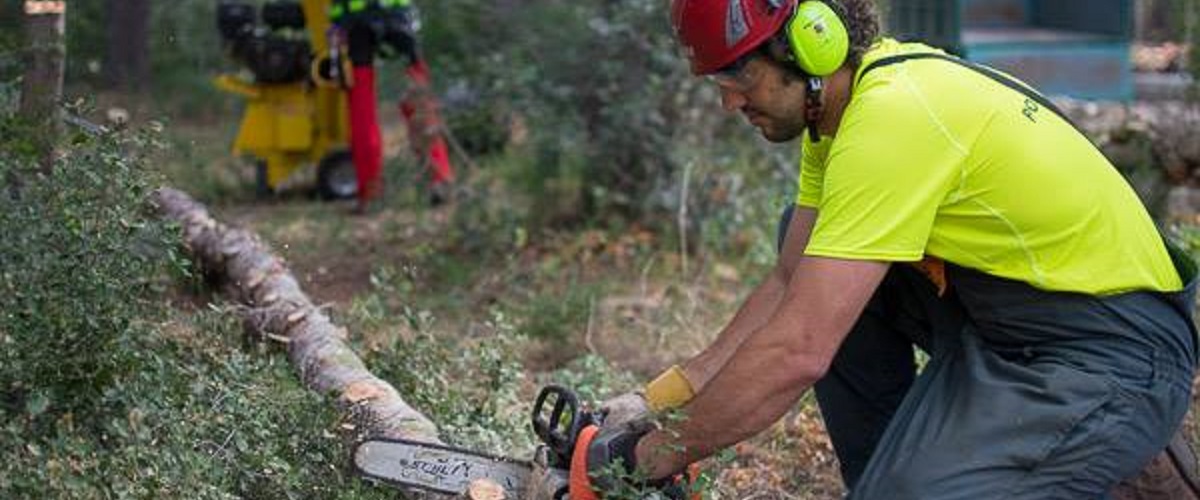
{"left": 708, "top": 51, "right": 763, "bottom": 92}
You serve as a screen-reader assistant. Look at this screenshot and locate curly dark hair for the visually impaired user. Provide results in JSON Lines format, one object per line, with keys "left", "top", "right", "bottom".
{"left": 831, "top": 0, "right": 881, "bottom": 68}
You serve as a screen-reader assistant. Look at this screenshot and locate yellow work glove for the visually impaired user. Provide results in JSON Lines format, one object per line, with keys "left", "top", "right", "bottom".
{"left": 599, "top": 365, "right": 696, "bottom": 426}
{"left": 644, "top": 364, "right": 696, "bottom": 412}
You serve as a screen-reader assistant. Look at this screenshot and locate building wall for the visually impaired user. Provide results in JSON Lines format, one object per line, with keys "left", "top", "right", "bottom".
{"left": 960, "top": 0, "right": 1027, "bottom": 27}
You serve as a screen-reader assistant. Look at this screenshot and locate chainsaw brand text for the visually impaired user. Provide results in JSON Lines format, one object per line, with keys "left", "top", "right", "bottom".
{"left": 396, "top": 457, "right": 474, "bottom": 481}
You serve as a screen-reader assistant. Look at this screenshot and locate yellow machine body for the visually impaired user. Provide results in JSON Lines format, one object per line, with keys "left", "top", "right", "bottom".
{"left": 215, "top": 0, "right": 349, "bottom": 191}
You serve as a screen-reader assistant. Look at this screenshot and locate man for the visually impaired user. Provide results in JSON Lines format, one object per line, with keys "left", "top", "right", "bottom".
{"left": 329, "top": 0, "right": 456, "bottom": 211}
{"left": 579, "top": 0, "right": 1199, "bottom": 498}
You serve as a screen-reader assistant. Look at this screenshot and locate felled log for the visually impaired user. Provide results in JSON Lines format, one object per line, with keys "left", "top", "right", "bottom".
{"left": 153, "top": 187, "right": 441, "bottom": 444}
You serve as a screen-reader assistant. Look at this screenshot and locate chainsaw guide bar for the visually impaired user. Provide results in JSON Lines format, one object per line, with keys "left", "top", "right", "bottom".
{"left": 353, "top": 437, "right": 533, "bottom": 497}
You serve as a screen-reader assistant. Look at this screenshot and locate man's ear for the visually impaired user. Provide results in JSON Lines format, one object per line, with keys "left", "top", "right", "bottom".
{"left": 762, "top": 35, "right": 812, "bottom": 83}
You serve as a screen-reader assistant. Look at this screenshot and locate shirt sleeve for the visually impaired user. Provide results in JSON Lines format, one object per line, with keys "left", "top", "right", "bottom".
{"left": 803, "top": 82, "right": 967, "bottom": 262}
{"left": 796, "top": 134, "right": 829, "bottom": 209}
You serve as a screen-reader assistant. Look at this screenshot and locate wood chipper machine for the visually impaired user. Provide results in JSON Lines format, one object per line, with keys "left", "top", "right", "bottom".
{"left": 215, "top": 0, "right": 456, "bottom": 204}
{"left": 216, "top": 0, "right": 356, "bottom": 199}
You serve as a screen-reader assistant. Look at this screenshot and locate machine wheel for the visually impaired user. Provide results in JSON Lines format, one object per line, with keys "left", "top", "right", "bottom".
{"left": 316, "top": 150, "right": 357, "bottom": 200}
{"left": 255, "top": 161, "right": 274, "bottom": 199}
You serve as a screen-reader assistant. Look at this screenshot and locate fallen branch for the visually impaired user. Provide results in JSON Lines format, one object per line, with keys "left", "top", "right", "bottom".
{"left": 153, "top": 187, "right": 441, "bottom": 444}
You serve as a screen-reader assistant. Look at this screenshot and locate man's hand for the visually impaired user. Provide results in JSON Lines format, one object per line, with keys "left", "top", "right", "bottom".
{"left": 599, "top": 392, "right": 651, "bottom": 428}
{"left": 574, "top": 419, "right": 695, "bottom": 500}
{"left": 601, "top": 364, "right": 698, "bottom": 428}
{"left": 524, "top": 446, "right": 569, "bottom": 500}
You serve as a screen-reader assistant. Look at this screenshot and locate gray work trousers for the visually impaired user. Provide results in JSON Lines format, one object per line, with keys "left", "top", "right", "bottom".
{"left": 777, "top": 205, "right": 1198, "bottom": 499}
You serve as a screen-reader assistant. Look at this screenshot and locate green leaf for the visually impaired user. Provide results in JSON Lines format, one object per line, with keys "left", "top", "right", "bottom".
{"left": 24, "top": 392, "right": 49, "bottom": 418}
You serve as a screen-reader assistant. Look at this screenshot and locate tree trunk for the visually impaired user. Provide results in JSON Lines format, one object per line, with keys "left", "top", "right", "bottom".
{"left": 20, "top": 0, "right": 66, "bottom": 174}
{"left": 104, "top": 0, "right": 150, "bottom": 90}
{"left": 152, "top": 188, "right": 443, "bottom": 444}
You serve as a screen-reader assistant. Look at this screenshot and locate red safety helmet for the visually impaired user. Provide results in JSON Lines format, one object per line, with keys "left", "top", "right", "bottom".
{"left": 671, "top": 0, "right": 797, "bottom": 75}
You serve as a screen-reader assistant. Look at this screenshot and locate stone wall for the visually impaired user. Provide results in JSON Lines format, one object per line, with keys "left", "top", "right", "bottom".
{"left": 1058, "top": 98, "right": 1200, "bottom": 223}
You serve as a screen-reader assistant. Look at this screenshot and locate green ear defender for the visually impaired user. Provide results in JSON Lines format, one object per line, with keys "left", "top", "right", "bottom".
{"left": 785, "top": 1, "right": 850, "bottom": 76}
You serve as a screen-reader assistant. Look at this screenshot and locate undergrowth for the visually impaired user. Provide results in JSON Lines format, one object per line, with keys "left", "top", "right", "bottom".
{"left": 1, "top": 306, "right": 390, "bottom": 499}
{"left": 0, "top": 120, "right": 388, "bottom": 499}
{"left": 0, "top": 121, "right": 177, "bottom": 418}
{"left": 363, "top": 299, "right": 537, "bottom": 456}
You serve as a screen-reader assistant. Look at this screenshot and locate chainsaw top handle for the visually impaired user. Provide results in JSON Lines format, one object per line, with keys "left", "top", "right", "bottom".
{"left": 531, "top": 385, "right": 594, "bottom": 467}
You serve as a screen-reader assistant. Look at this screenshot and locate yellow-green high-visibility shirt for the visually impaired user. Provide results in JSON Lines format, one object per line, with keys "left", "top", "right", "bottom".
{"left": 796, "top": 38, "right": 1181, "bottom": 295}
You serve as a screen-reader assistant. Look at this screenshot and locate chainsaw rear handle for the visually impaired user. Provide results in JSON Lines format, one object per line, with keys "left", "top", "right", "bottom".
{"left": 531, "top": 385, "right": 593, "bottom": 468}
{"left": 569, "top": 424, "right": 702, "bottom": 500}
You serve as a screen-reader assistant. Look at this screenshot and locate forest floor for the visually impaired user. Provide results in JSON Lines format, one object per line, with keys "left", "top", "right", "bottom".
{"left": 195, "top": 190, "right": 845, "bottom": 499}
{"left": 155, "top": 112, "right": 848, "bottom": 498}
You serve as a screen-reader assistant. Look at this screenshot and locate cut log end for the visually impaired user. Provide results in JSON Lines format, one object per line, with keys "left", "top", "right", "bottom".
{"left": 464, "top": 479, "right": 506, "bottom": 500}
{"left": 286, "top": 309, "right": 308, "bottom": 325}
{"left": 342, "top": 380, "right": 389, "bottom": 404}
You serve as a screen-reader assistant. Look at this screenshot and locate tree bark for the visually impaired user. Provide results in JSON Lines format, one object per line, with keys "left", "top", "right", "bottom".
{"left": 153, "top": 188, "right": 442, "bottom": 444}
{"left": 104, "top": 0, "right": 150, "bottom": 90}
{"left": 20, "top": 0, "right": 66, "bottom": 174}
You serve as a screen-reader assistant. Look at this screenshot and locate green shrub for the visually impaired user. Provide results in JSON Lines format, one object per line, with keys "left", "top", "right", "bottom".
{"left": 0, "top": 305, "right": 392, "bottom": 499}
{"left": 368, "top": 307, "right": 537, "bottom": 456}
{"left": 494, "top": 0, "right": 701, "bottom": 221}
{"left": 1171, "top": 223, "right": 1200, "bottom": 258}
{"left": 0, "top": 118, "right": 388, "bottom": 498}
{"left": 686, "top": 143, "right": 799, "bottom": 269}
{"left": 0, "top": 121, "right": 179, "bottom": 419}
{"left": 0, "top": 34, "right": 18, "bottom": 115}
{"left": 62, "top": 0, "right": 226, "bottom": 98}
{"left": 421, "top": 0, "right": 741, "bottom": 224}
{"left": 520, "top": 281, "right": 601, "bottom": 343}
{"left": 543, "top": 354, "right": 639, "bottom": 404}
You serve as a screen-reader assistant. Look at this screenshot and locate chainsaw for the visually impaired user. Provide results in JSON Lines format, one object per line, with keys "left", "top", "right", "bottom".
{"left": 352, "top": 385, "right": 598, "bottom": 499}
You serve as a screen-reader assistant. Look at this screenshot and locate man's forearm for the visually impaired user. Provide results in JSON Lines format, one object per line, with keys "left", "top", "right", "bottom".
{"left": 681, "top": 207, "right": 816, "bottom": 390}
{"left": 635, "top": 257, "right": 890, "bottom": 479}
{"left": 643, "top": 324, "right": 819, "bottom": 476}
{"left": 681, "top": 270, "right": 788, "bottom": 390}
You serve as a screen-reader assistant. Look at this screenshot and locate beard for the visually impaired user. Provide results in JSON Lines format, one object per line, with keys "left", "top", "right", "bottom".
{"left": 745, "top": 106, "right": 808, "bottom": 143}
